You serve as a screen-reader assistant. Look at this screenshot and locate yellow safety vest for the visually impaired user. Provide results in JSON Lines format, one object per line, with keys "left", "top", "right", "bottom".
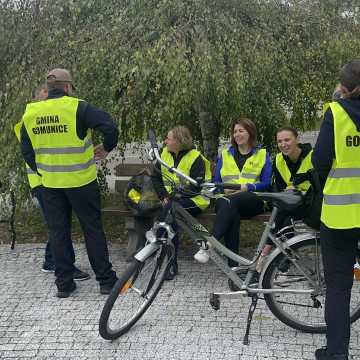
{"left": 275, "top": 150, "right": 313, "bottom": 192}
{"left": 22, "top": 96, "right": 97, "bottom": 188}
{"left": 321, "top": 101, "right": 360, "bottom": 229}
{"left": 323, "top": 102, "right": 331, "bottom": 113}
{"left": 14, "top": 121, "right": 42, "bottom": 189}
{"left": 160, "top": 147, "right": 211, "bottom": 210}
{"left": 220, "top": 147, "right": 266, "bottom": 185}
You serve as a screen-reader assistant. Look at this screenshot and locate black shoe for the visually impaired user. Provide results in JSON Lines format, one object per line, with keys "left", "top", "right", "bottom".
{"left": 41, "top": 262, "right": 55, "bottom": 273}
{"left": 56, "top": 282, "right": 76, "bottom": 298}
{"left": 100, "top": 283, "right": 116, "bottom": 295}
{"left": 164, "top": 262, "right": 178, "bottom": 281}
{"left": 315, "top": 347, "right": 348, "bottom": 360}
{"left": 73, "top": 268, "right": 90, "bottom": 281}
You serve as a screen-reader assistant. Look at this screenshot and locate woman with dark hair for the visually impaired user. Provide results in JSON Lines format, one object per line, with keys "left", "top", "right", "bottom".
{"left": 272, "top": 126, "right": 313, "bottom": 192}
{"left": 312, "top": 60, "right": 360, "bottom": 360}
{"left": 152, "top": 125, "right": 212, "bottom": 280}
{"left": 257, "top": 126, "right": 313, "bottom": 263}
{"left": 194, "top": 118, "right": 272, "bottom": 265}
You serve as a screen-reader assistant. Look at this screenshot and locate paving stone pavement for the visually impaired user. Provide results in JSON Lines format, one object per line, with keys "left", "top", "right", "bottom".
{"left": 0, "top": 243, "right": 359, "bottom": 360}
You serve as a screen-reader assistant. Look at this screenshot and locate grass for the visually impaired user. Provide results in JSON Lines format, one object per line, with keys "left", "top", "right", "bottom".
{"left": 0, "top": 192, "right": 264, "bottom": 250}
{"left": 0, "top": 193, "right": 126, "bottom": 246}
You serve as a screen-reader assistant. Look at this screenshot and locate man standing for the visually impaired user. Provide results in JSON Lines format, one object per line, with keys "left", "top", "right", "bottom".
{"left": 15, "top": 84, "right": 89, "bottom": 280}
{"left": 20, "top": 68, "right": 118, "bottom": 298}
{"left": 313, "top": 60, "right": 360, "bottom": 360}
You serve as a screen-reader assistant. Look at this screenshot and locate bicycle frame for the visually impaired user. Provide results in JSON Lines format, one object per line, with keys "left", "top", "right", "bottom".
{"left": 177, "top": 200, "right": 321, "bottom": 296}
{"left": 143, "top": 130, "right": 322, "bottom": 298}
{"left": 135, "top": 198, "right": 321, "bottom": 299}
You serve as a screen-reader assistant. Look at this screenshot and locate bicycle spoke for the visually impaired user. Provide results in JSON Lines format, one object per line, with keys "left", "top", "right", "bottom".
{"left": 99, "top": 248, "right": 170, "bottom": 340}
{"left": 264, "top": 237, "right": 360, "bottom": 333}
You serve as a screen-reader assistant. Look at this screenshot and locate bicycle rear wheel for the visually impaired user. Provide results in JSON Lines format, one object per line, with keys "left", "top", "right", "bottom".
{"left": 99, "top": 246, "right": 171, "bottom": 340}
{"left": 263, "top": 237, "right": 360, "bottom": 333}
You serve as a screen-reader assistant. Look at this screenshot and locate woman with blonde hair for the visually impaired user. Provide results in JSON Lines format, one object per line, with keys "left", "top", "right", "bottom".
{"left": 152, "top": 125, "right": 212, "bottom": 280}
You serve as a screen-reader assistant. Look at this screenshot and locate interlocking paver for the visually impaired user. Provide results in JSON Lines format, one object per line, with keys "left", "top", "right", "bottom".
{"left": 0, "top": 243, "right": 359, "bottom": 359}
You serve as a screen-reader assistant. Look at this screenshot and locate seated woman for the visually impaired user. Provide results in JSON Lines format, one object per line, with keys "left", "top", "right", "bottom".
{"left": 194, "top": 118, "right": 272, "bottom": 266}
{"left": 258, "top": 126, "right": 313, "bottom": 264}
{"left": 152, "top": 125, "right": 211, "bottom": 280}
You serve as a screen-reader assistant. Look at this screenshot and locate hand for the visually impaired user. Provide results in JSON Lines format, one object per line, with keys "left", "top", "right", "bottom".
{"left": 240, "top": 184, "right": 248, "bottom": 192}
{"left": 224, "top": 184, "right": 247, "bottom": 195}
{"left": 94, "top": 144, "right": 109, "bottom": 161}
{"left": 161, "top": 197, "right": 170, "bottom": 206}
{"left": 285, "top": 185, "right": 295, "bottom": 192}
{"left": 224, "top": 189, "right": 239, "bottom": 195}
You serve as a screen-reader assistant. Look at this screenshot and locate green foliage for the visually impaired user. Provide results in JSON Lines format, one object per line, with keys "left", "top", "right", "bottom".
{"left": 2, "top": 0, "right": 360, "bottom": 202}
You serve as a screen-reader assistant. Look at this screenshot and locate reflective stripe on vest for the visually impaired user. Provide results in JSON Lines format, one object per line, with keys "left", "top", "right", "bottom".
{"left": 275, "top": 150, "right": 313, "bottom": 192}
{"left": 22, "top": 97, "right": 97, "bottom": 188}
{"left": 14, "top": 121, "right": 42, "bottom": 189}
{"left": 321, "top": 102, "right": 360, "bottom": 229}
{"left": 327, "top": 168, "right": 360, "bottom": 178}
{"left": 220, "top": 148, "right": 266, "bottom": 185}
{"left": 36, "top": 158, "right": 95, "bottom": 172}
{"left": 35, "top": 138, "right": 93, "bottom": 154}
{"left": 160, "top": 147, "right": 211, "bottom": 210}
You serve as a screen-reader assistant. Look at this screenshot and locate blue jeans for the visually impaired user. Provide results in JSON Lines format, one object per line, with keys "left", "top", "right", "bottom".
{"left": 32, "top": 186, "right": 76, "bottom": 269}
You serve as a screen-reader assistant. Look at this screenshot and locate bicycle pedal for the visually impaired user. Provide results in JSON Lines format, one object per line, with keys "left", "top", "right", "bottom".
{"left": 209, "top": 293, "right": 220, "bottom": 310}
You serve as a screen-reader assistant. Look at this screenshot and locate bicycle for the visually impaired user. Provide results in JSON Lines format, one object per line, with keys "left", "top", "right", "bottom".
{"left": 99, "top": 129, "right": 360, "bottom": 343}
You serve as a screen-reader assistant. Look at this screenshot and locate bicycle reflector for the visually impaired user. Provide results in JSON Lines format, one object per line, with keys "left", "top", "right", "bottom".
{"left": 120, "top": 280, "right": 133, "bottom": 294}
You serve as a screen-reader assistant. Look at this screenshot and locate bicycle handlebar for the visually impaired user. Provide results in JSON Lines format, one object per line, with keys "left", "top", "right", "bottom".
{"left": 147, "top": 129, "right": 244, "bottom": 193}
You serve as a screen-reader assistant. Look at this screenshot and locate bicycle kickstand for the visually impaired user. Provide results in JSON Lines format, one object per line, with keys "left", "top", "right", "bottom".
{"left": 243, "top": 294, "right": 258, "bottom": 345}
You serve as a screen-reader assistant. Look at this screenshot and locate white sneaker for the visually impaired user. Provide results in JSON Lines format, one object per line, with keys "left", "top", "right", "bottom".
{"left": 194, "top": 248, "right": 210, "bottom": 263}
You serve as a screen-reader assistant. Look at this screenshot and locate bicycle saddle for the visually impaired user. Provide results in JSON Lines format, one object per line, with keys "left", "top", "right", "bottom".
{"left": 257, "top": 191, "right": 303, "bottom": 212}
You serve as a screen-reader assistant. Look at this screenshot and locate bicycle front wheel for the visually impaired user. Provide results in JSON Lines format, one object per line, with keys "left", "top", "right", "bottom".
{"left": 99, "top": 246, "right": 171, "bottom": 340}
{"left": 263, "top": 237, "right": 360, "bottom": 333}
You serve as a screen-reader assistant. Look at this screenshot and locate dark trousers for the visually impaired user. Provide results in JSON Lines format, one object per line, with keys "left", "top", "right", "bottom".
{"left": 320, "top": 223, "right": 359, "bottom": 355}
{"left": 213, "top": 192, "right": 264, "bottom": 266}
{"left": 158, "top": 198, "right": 202, "bottom": 264}
{"left": 41, "top": 180, "right": 117, "bottom": 291}
{"left": 32, "top": 186, "right": 76, "bottom": 269}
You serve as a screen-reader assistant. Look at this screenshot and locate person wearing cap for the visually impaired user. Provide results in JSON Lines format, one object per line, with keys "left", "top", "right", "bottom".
{"left": 20, "top": 68, "right": 118, "bottom": 298}
{"left": 14, "top": 83, "right": 90, "bottom": 281}
{"left": 312, "top": 60, "right": 360, "bottom": 360}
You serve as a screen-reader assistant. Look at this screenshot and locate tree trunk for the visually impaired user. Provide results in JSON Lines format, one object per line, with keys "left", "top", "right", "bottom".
{"left": 199, "top": 111, "right": 220, "bottom": 170}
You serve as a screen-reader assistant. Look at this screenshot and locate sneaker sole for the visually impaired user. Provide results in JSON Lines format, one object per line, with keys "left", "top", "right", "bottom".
{"left": 193, "top": 255, "right": 210, "bottom": 264}
{"left": 56, "top": 289, "right": 76, "bottom": 298}
{"left": 74, "top": 275, "right": 90, "bottom": 282}
{"left": 41, "top": 268, "right": 55, "bottom": 273}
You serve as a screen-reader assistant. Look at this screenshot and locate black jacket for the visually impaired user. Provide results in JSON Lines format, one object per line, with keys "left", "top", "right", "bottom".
{"left": 312, "top": 98, "right": 360, "bottom": 187}
{"left": 20, "top": 89, "right": 119, "bottom": 173}
{"left": 272, "top": 143, "right": 313, "bottom": 192}
{"left": 152, "top": 147, "right": 205, "bottom": 200}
